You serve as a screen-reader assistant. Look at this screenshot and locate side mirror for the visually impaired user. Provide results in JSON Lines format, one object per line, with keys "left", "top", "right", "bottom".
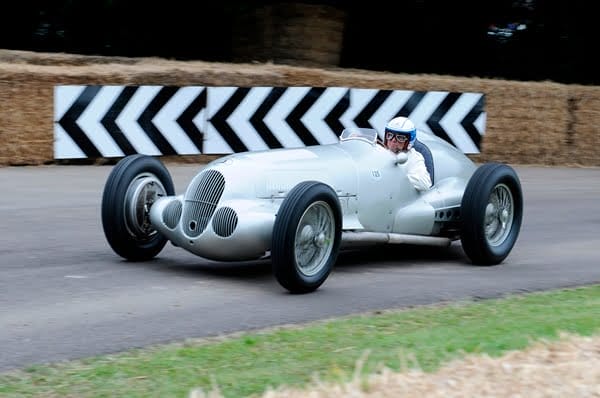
{"left": 395, "top": 152, "right": 408, "bottom": 165}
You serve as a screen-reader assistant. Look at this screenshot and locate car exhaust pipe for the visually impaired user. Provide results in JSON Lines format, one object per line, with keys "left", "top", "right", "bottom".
{"left": 341, "top": 231, "right": 451, "bottom": 248}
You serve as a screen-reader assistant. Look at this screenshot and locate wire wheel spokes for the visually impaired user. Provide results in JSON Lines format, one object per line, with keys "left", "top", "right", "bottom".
{"left": 484, "top": 183, "right": 514, "bottom": 246}
{"left": 294, "top": 201, "right": 335, "bottom": 276}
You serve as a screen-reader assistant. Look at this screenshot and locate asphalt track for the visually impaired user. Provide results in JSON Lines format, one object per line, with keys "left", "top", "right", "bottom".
{"left": 1, "top": 164, "right": 599, "bottom": 371}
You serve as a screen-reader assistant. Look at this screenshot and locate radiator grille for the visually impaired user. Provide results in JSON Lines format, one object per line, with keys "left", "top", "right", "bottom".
{"left": 163, "top": 200, "right": 182, "bottom": 229}
{"left": 212, "top": 207, "right": 238, "bottom": 237}
{"left": 182, "top": 169, "right": 225, "bottom": 237}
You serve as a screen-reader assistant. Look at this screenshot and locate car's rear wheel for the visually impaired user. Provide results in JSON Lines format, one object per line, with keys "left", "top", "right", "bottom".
{"left": 102, "top": 154, "right": 175, "bottom": 261}
{"left": 271, "top": 181, "right": 342, "bottom": 293}
{"left": 460, "top": 163, "right": 523, "bottom": 265}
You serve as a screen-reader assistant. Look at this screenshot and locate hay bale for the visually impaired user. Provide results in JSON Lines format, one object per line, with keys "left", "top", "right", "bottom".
{"left": 567, "top": 85, "right": 600, "bottom": 166}
{"left": 0, "top": 50, "right": 598, "bottom": 166}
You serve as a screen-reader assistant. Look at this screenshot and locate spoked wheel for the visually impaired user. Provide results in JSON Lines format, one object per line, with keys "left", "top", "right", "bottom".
{"left": 484, "top": 183, "right": 515, "bottom": 246}
{"left": 101, "top": 154, "right": 175, "bottom": 261}
{"left": 272, "top": 181, "right": 342, "bottom": 294}
{"left": 460, "top": 163, "right": 523, "bottom": 265}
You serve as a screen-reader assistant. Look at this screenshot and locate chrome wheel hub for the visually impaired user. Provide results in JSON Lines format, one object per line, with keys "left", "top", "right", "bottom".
{"left": 124, "top": 173, "right": 167, "bottom": 240}
{"left": 484, "top": 183, "right": 514, "bottom": 246}
{"left": 294, "top": 201, "right": 335, "bottom": 276}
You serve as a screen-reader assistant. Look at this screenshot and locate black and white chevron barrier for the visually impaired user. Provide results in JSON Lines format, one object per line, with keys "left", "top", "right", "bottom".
{"left": 54, "top": 85, "right": 486, "bottom": 159}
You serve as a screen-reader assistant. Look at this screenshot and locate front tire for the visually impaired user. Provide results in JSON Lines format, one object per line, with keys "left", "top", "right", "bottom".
{"left": 101, "top": 154, "right": 175, "bottom": 261}
{"left": 460, "top": 163, "right": 523, "bottom": 265}
{"left": 271, "top": 181, "right": 342, "bottom": 293}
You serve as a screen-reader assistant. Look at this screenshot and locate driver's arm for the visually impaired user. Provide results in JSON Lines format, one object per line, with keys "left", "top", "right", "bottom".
{"left": 407, "top": 151, "right": 432, "bottom": 191}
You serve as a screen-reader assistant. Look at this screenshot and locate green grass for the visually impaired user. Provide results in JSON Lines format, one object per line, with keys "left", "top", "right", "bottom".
{"left": 1, "top": 284, "right": 599, "bottom": 398}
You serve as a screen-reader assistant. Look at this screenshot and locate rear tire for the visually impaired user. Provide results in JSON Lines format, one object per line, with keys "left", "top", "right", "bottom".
{"left": 460, "top": 163, "right": 523, "bottom": 265}
{"left": 271, "top": 181, "right": 342, "bottom": 293}
{"left": 101, "top": 154, "right": 174, "bottom": 261}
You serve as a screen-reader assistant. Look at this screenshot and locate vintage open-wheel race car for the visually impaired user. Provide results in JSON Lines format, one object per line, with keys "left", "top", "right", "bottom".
{"left": 101, "top": 128, "right": 523, "bottom": 293}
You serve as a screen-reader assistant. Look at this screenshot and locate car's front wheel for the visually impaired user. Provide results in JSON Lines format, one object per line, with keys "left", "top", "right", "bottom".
{"left": 460, "top": 162, "right": 523, "bottom": 265}
{"left": 271, "top": 181, "right": 342, "bottom": 293}
{"left": 101, "top": 154, "right": 175, "bottom": 261}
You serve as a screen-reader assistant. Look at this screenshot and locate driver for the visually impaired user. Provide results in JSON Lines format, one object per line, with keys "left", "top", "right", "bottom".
{"left": 384, "top": 117, "right": 432, "bottom": 191}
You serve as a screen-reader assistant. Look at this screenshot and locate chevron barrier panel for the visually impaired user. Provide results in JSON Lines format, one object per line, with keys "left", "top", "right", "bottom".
{"left": 54, "top": 85, "right": 486, "bottom": 159}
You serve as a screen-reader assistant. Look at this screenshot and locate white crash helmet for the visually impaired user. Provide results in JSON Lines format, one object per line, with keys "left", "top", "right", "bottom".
{"left": 384, "top": 116, "right": 417, "bottom": 150}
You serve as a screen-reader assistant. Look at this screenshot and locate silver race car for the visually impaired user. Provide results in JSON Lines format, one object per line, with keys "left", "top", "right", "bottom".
{"left": 101, "top": 128, "right": 523, "bottom": 293}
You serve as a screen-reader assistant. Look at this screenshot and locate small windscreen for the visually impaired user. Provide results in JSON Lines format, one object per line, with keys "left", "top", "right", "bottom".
{"left": 339, "top": 128, "right": 379, "bottom": 144}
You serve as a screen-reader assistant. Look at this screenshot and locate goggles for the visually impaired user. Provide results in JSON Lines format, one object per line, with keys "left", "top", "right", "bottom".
{"left": 385, "top": 130, "right": 409, "bottom": 143}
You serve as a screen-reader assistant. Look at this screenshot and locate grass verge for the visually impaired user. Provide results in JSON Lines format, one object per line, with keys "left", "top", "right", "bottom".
{"left": 1, "top": 284, "right": 599, "bottom": 398}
